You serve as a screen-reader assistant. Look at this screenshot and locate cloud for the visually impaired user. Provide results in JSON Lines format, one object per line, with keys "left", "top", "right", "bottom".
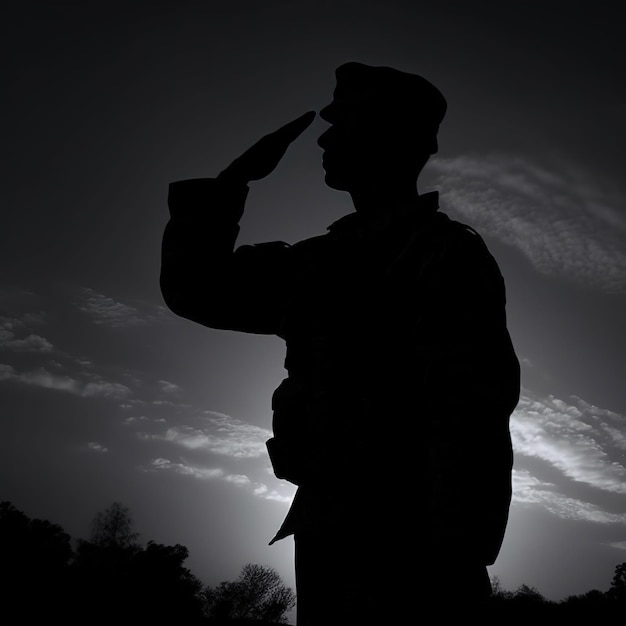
{"left": 509, "top": 391, "right": 626, "bottom": 525}
{"left": 252, "top": 482, "right": 292, "bottom": 503}
{"left": 511, "top": 392, "right": 626, "bottom": 495}
{"left": 124, "top": 415, "right": 150, "bottom": 424}
{"left": 137, "top": 410, "right": 293, "bottom": 503}
{"left": 144, "top": 412, "right": 271, "bottom": 459}
{"left": 150, "top": 457, "right": 224, "bottom": 480}
{"left": 0, "top": 314, "right": 53, "bottom": 352}
{"left": 0, "top": 330, "right": 53, "bottom": 352}
{"left": 0, "top": 363, "right": 15, "bottom": 381}
{"left": 82, "top": 380, "right": 133, "bottom": 399}
{"left": 87, "top": 442, "right": 108, "bottom": 453}
{"left": 0, "top": 310, "right": 46, "bottom": 329}
{"left": 77, "top": 288, "right": 171, "bottom": 328}
{"left": 18, "top": 369, "right": 80, "bottom": 393}
{"left": 430, "top": 154, "right": 626, "bottom": 292}
{"left": 148, "top": 457, "right": 292, "bottom": 503}
{"left": 224, "top": 473, "right": 252, "bottom": 486}
{"left": 157, "top": 379, "right": 182, "bottom": 394}
{"left": 512, "top": 469, "right": 626, "bottom": 523}
{"left": 0, "top": 364, "right": 132, "bottom": 399}
{"left": 78, "top": 288, "right": 146, "bottom": 327}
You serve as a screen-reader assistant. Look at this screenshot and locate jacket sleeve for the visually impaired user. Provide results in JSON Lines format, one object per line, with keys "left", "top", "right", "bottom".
{"left": 160, "top": 177, "right": 291, "bottom": 335}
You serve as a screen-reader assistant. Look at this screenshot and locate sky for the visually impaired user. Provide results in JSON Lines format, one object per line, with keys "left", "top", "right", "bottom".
{"left": 3, "top": 0, "right": 626, "bottom": 612}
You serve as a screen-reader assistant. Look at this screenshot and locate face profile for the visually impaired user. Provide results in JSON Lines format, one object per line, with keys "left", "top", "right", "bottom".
{"left": 316, "top": 62, "right": 447, "bottom": 195}
{"left": 317, "top": 118, "right": 367, "bottom": 192}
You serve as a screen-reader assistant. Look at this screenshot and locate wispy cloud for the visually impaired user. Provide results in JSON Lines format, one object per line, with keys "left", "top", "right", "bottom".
{"left": 78, "top": 288, "right": 146, "bottom": 327}
{"left": 511, "top": 392, "right": 626, "bottom": 495}
{"left": 0, "top": 364, "right": 132, "bottom": 399}
{"left": 77, "top": 288, "right": 170, "bottom": 328}
{"left": 510, "top": 390, "right": 626, "bottom": 525}
{"left": 157, "top": 379, "right": 182, "bottom": 394}
{"left": 148, "top": 457, "right": 291, "bottom": 503}
{"left": 82, "top": 379, "right": 132, "bottom": 399}
{"left": 134, "top": 408, "right": 294, "bottom": 504}
{"left": 430, "top": 154, "right": 626, "bottom": 292}
{"left": 133, "top": 384, "right": 626, "bottom": 518}
{"left": 142, "top": 412, "right": 271, "bottom": 459}
{"left": 87, "top": 442, "right": 109, "bottom": 453}
{"left": 512, "top": 469, "right": 626, "bottom": 523}
{"left": 150, "top": 457, "right": 225, "bottom": 479}
{"left": 124, "top": 415, "right": 151, "bottom": 424}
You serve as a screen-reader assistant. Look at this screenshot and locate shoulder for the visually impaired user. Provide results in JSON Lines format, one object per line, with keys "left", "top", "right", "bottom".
{"left": 433, "top": 212, "right": 482, "bottom": 241}
{"left": 423, "top": 213, "right": 505, "bottom": 292}
{"left": 433, "top": 213, "right": 496, "bottom": 261}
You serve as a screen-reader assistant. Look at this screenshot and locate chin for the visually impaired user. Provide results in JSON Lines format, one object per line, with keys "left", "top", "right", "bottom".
{"left": 324, "top": 175, "right": 350, "bottom": 192}
{"left": 322, "top": 167, "right": 352, "bottom": 192}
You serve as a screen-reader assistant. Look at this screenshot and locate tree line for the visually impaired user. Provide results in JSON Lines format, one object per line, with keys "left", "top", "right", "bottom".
{"left": 0, "top": 500, "right": 294, "bottom": 625}
{"left": 1, "top": 500, "right": 624, "bottom": 623}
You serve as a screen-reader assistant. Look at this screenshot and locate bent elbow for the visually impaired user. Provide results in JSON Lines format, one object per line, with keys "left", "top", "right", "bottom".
{"left": 160, "top": 275, "right": 228, "bottom": 329}
{"left": 160, "top": 273, "right": 194, "bottom": 320}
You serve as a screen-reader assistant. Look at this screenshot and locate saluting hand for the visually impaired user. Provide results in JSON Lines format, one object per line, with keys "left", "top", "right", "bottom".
{"left": 217, "top": 111, "right": 316, "bottom": 184}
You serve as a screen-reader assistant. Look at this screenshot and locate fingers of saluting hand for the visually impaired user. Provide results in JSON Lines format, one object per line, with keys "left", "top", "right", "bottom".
{"left": 254, "top": 111, "right": 317, "bottom": 158}
{"left": 219, "top": 111, "right": 317, "bottom": 184}
{"left": 268, "top": 111, "right": 317, "bottom": 144}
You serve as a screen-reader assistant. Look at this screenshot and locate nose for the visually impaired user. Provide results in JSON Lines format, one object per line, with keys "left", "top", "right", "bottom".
{"left": 319, "top": 103, "right": 334, "bottom": 122}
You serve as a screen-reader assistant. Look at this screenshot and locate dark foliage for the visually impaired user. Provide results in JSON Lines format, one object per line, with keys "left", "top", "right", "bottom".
{"left": 70, "top": 503, "right": 205, "bottom": 624}
{"left": 0, "top": 501, "right": 73, "bottom": 622}
{"left": 485, "top": 574, "right": 626, "bottom": 620}
{"left": 1, "top": 501, "right": 624, "bottom": 623}
{"left": 203, "top": 563, "right": 296, "bottom": 623}
{"left": 70, "top": 537, "right": 205, "bottom": 624}
{"left": 89, "top": 501, "right": 139, "bottom": 548}
{"left": 0, "top": 501, "right": 294, "bottom": 625}
{"left": 608, "top": 561, "right": 626, "bottom": 600}
{"left": 0, "top": 501, "right": 206, "bottom": 625}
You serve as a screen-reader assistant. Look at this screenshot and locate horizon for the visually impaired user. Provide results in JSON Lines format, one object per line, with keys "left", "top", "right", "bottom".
{"left": 3, "top": 496, "right": 624, "bottom": 600}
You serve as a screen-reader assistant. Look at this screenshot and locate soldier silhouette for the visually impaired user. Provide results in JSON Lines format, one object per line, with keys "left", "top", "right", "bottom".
{"left": 161, "top": 62, "right": 520, "bottom": 624}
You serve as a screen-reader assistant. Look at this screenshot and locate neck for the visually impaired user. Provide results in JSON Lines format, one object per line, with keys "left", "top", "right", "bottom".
{"left": 349, "top": 179, "right": 420, "bottom": 219}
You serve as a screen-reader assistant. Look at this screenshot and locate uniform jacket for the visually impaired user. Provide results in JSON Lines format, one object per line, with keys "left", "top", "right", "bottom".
{"left": 161, "top": 177, "right": 520, "bottom": 565}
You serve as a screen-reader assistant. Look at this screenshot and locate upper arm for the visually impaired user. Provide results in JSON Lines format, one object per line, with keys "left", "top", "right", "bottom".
{"left": 159, "top": 177, "right": 293, "bottom": 336}
{"left": 162, "top": 235, "right": 293, "bottom": 335}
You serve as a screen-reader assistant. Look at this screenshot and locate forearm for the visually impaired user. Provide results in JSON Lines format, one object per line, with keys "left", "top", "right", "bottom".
{"left": 160, "top": 177, "right": 249, "bottom": 323}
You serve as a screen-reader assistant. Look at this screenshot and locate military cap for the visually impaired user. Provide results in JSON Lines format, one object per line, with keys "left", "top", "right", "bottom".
{"left": 320, "top": 61, "right": 447, "bottom": 154}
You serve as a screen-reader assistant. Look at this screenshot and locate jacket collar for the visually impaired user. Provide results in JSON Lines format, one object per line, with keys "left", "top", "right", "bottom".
{"left": 326, "top": 191, "right": 439, "bottom": 237}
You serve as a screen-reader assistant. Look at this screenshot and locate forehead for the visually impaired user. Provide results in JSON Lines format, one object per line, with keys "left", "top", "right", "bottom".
{"left": 320, "top": 88, "right": 381, "bottom": 125}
